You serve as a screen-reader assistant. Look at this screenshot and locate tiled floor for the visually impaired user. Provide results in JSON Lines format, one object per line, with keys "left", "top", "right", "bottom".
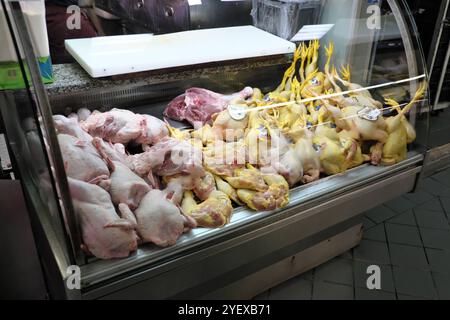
{"left": 254, "top": 167, "right": 450, "bottom": 300}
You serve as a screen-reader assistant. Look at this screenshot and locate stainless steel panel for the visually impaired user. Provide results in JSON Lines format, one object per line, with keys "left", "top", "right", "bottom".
{"left": 421, "top": 142, "right": 450, "bottom": 177}
{"left": 201, "top": 223, "right": 363, "bottom": 300}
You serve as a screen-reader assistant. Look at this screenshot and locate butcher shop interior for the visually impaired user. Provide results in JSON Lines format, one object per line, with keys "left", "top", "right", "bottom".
{"left": 1, "top": 0, "right": 450, "bottom": 301}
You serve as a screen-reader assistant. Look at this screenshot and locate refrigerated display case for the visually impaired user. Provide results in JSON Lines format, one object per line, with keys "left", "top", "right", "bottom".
{"left": 0, "top": 0, "right": 431, "bottom": 299}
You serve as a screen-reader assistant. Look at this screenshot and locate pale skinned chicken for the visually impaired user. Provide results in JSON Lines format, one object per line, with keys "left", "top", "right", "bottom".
{"left": 134, "top": 188, "right": 197, "bottom": 247}
{"left": 68, "top": 177, "right": 138, "bottom": 259}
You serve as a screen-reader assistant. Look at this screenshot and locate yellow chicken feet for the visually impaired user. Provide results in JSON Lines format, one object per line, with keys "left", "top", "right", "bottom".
{"left": 299, "top": 42, "right": 309, "bottom": 83}
{"left": 305, "top": 39, "right": 320, "bottom": 78}
{"left": 275, "top": 44, "right": 302, "bottom": 93}
{"left": 340, "top": 64, "right": 351, "bottom": 83}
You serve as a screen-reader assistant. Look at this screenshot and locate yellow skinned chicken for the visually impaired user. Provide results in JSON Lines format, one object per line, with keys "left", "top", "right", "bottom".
{"left": 236, "top": 166, "right": 289, "bottom": 211}
{"left": 214, "top": 175, "right": 242, "bottom": 205}
{"left": 286, "top": 116, "right": 321, "bottom": 183}
{"left": 381, "top": 83, "right": 425, "bottom": 165}
{"left": 312, "top": 124, "right": 368, "bottom": 175}
{"left": 181, "top": 189, "right": 233, "bottom": 228}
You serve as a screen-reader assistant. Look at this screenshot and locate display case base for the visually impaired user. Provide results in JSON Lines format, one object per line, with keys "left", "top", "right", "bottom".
{"left": 201, "top": 223, "right": 362, "bottom": 300}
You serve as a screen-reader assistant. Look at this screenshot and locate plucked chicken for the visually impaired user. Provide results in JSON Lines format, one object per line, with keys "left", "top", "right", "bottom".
{"left": 134, "top": 188, "right": 197, "bottom": 247}
{"left": 82, "top": 108, "right": 168, "bottom": 146}
{"left": 58, "top": 134, "right": 110, "bottom": 186}
{"left": 381, "top": 83, "right": 425, "bottom": 165}
{"left": 181, "top": 190, "right": 233, "bottom": 228}
{"left": 68, "top": 177, "right": 138, "bottom": 259}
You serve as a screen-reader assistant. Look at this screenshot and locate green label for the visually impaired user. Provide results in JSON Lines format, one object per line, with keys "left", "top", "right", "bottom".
{"left": 0, "top": 56, "right": 54, "bottom": 90}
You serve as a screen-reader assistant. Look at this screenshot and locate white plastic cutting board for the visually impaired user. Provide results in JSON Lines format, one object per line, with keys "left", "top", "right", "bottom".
{"left": 65, "top": 26, "right": 296, "bottom": 78}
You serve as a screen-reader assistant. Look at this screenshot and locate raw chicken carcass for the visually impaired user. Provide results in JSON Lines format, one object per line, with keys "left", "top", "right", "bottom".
{"left": 128, "top": 137, "right": 204, "bottom": 183}
{"left": 381, "top": 83, "right": 425, "bottom": 165}
{"left": 92, "top": 137, "right": 131, "bottom": 169}
{"left": 105, "top": 160, "right": 151, "bottom": 210}
{"left": 58, "top": 134, "right": 110, "bottom": 186}
{"left": 210, "top": 102, "right": 249, "bottom": 141}
{"left": 68, "top": 177, "right": 138, "bottom": 259}
{"left": 181, "top": 190, "right": 233, "bottom": 228}
{"left": 164, "top": 171, "right": 215, "bottom": 204}
{"left": 82, "top": 108, "right": 168, "bottom": 146}
{"left": 135, "top": 114, "right": 169, "bottom": 146}
{"left": 262, "top": 124, "right": 304, "bottom": 187}
{"left": 134, "top": 188, "right": 196, "bottom": 247}
{"left": 82, "top": 109, "right": 142, "bottom": 144}
{"left": 237, "top": 171, "right": 289, "bottom": 211}
{"left": 77, "top": 108, "right": 92, "bottom": 122}
{"left": 55, "top": 115, "right": 130, "bottom": 168}
{"left": 164, "top": 87, "right": 254, "bottom": 128}
{"left": 53, "top": 115, "right": 93, "bottom": 142}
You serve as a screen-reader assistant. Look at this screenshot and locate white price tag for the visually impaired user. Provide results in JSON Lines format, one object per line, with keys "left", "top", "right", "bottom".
{"left": 290, "top": 24, "right": 335, "bottom": 42}
{"left": 357, "top": 106, "right": 381, "bottom": 121}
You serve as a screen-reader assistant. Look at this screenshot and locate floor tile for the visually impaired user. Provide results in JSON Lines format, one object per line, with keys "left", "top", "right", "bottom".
{"left": 314, "top": 258, "right": 353, "bottom": 286}
{"left": 432, "top": 272, "right": 450, "bottom": 300}
{"left": 354, "top": 261, "right": 395, "bottom": 293}
{"left": 384, "top": 197, "right": 416, "bottom": 213}
{"left": 385, "top": 223, "right": 422, "bottom": 246}
{"left": 426, "top": 248, "right": 450, "bottom": 274}
{"left": 363, "top": 223, "right": 386, "bottom": 242}
{"left": 403, "top": 189, "right": 434, "bottom": 205}
{"left": 431, "top": 170, "right": 450, "bottom": 188}
{"left": 419, "top": 178, "right": 450, "bottom": 197}
{"left": 312, "top": 281, "right": 354, "bottom": 300}
{"left": 392, "top": 266, "right": 437, "bottom": 299}
{"left": 299, "top": 269, "right": 314, "bottom": 281}
{"left": 355, "top": 288, "right": 396, "bottom": 300}
{"left": 363, "top": 217, "right": 376, "bottom": 230}
{"left": 389, "top": 243, "right": 429, "bottom": 270}
{"left": 397, "top": 294, "right": 430, "bottom": 300}
{"left": 417, "top": 198, "right": 445, "bottom": 212}
{"left": 414, "top": 208, "right": 450, "bottom": 230}
{"left": 387, "top": 210, "right": 417, "bottom": 226}
{"left": 365, "top": 205, "right": 398, "bottom": 223}
{"left": 253, "top": 290, "right": 270, "bottom": 300}
{"left": 420, "top": 227, "right": 450, "bottom": 250}
{"left": 440, "top": 197, "right": 450, "bottom": 214}
{"left": 338, "top": 250, "right": 353, "bottom": 260}
{"left": 269, "top": 277, "right": 312, "bottom": 300}
{"left": 354, "top": 240, "right": 391, "bottom": 265}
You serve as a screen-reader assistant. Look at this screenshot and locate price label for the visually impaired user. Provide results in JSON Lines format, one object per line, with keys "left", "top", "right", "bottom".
{"left": 357, "top": 106, "right": 381, "bottom": 121}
